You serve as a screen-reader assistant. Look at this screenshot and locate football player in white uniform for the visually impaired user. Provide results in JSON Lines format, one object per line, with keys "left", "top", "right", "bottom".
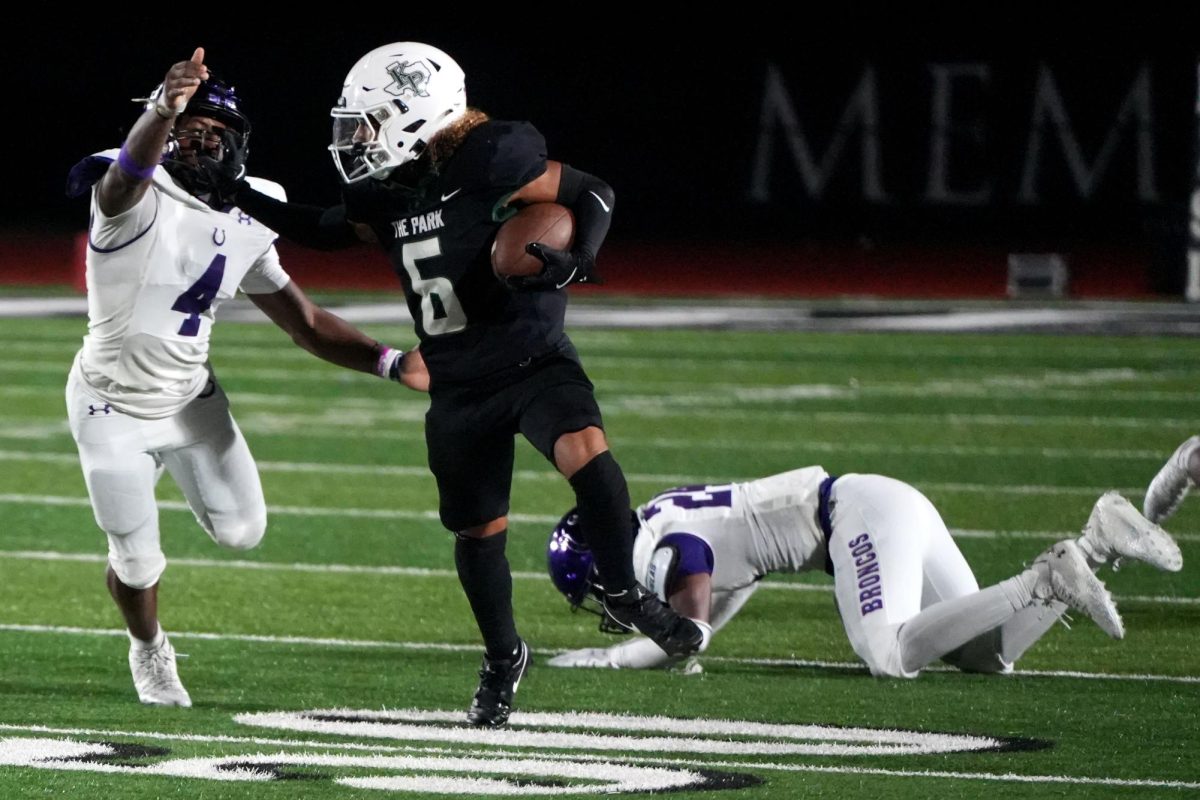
{"left": 547, "top": 468, "right": 1182, "bottom": 677}
{"left": 1144, "top": 435, "right": 1200, "bottom": 524}
{"left": 64, "top": 48, "right": 426, "bottom": 707}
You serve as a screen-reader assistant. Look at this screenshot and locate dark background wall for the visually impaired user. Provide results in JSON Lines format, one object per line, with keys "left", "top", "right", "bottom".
{"left": 3, "top": 17, "right": 1197, "bottom": 295}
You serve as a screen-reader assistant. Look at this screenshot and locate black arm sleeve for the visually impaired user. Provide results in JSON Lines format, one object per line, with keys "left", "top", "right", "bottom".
{"left": 234, "top": 183, "right": 360, "bottom": 251}
{"left": 555, "top": 164, "right": 614, "bottom": 259}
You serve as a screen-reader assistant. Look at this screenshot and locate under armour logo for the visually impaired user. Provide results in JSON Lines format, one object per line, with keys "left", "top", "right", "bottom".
{"left": 238, "top": 212, "right": 252, "bottom": 226}
{"left": 87, "top": 403, "right": 112, "bottom": 416}
{"left": 384, "top": 60, "right": 431, "bottom": 99}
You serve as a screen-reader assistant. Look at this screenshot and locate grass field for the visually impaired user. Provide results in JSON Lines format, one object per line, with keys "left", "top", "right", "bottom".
{"left": 0, "top": 311, "right": 1197, "bottom": 798}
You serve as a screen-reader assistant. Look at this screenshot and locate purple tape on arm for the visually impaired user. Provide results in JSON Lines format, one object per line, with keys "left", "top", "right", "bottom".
{"left": 117, "top": 146, "right": 157, "bottom": 182}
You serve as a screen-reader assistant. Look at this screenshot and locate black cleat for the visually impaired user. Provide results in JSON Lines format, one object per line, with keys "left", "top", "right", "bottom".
{"left": 603, "top": 584, "right": 704, "bottom": 657}
{"left": 465, "top": 639, "right": 531, "bottom": 727}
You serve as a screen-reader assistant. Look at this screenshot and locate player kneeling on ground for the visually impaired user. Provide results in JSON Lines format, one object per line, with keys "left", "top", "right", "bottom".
{"left": 548, "top": 468, "right": 1182, "bottom": 676}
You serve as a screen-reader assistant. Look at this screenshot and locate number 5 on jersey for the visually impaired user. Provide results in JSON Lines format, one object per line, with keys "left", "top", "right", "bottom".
{"left": 401, "top": 237, "right": 466, "bottom": 336}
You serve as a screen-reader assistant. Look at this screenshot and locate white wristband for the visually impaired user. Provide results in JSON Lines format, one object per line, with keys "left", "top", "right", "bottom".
{"left": 375, "top": 346, "right": 404, "bottom": 381}
{"left": 152, "top": 84, "right": 182, "bottom": 119}
{"left": 690, "top": 618, "right": 714, "bottom": 653}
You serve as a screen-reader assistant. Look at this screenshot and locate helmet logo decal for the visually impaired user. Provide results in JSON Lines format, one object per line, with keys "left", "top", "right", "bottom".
{"left": 384, "top": 60, "right": 431, "bottom": 99}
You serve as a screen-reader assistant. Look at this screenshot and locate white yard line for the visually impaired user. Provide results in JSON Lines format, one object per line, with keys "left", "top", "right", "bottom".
{"left": 0, "top": 447, "right": 1181, "bottom": 501}
{"left": 657, "top": 756, "right": 1200, "bottom": 792}
{"left": 0, "top": 493, "right": 558, "bottom": 525}
{"left": 0, "top": 550, "right": 1195, "bottom": 606}
{"left": 1, "top": 721, "right": 1194, "bottom": 791}
{"left": 0, "top": 623, "right": 1196, "bottom": 686}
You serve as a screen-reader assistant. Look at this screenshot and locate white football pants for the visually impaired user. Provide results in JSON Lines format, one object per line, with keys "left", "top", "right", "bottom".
{"left": 66, "top": 362, "right": 267, "bottom": 589}
{"left": 827, "top": 474, "right": 985, "bottom": 678}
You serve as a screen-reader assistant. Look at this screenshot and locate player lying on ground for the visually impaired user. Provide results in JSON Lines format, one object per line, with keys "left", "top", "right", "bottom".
{"left": 65, "top": 48, "right": 425, "bottom": 708}
{"left": 547, "top": 468, "right": 1182, "bottom": 676}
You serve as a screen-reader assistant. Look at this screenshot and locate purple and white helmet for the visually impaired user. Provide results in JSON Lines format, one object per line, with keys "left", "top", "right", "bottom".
{"left": 547, "top": 509, "right": 595, "bottom": 609}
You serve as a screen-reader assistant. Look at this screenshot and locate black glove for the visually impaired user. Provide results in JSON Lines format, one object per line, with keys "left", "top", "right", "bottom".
{"left": 505, "top": 242, "right": 604, "bottom": 292}
{"left": 197, "top": 129, "right": 249, "bottom": 206}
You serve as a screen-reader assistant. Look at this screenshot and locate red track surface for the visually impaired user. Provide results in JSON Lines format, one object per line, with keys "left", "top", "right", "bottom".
{"left": 0, "top": 232, "right": 1158, "bottom": 299}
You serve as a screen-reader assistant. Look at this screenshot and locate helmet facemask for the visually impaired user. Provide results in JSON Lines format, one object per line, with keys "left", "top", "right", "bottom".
{"left": 157, "top": 77, "right": 251, "bottom": 206}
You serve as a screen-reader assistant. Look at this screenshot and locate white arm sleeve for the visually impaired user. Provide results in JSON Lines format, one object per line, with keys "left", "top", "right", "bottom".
{"left": 708, "top": 584, "right": 759, "bottom": 633}
{"left": 90, "top": 185, "right": 158, "bottom": 251}
{"left": 607, "top": 619, "right": 713, "bottom": 669}
{"left": 239, "top": 243, "right": 291, "bottom": 295}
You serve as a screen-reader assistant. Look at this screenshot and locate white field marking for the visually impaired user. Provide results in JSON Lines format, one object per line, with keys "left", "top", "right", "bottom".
{"left": 0, "top": 726, "right": 1195, "bottom": 794}
{"left": 237, "top": 709, "right": 997, "bottom": 757}
{"left": 601, "top": 401, "right": 1200, "bottom": 431}
{"left": 0, "top": 623, "right": 482, "bottom": 654}
{"left": 0, "top": 449, "right": 1167, "bottom": 499}
{"left": 4, "top": 623, "right": 1198, "bottom": 685}
{"left": 157, "top": 413, "right": 1200, "bottom": 463}
{"left": 8, "top": 328, "right": 1196, "bottom": 364}
{"left": 0, "top": 739, "right": 702, "bottom": 795}
{"left": 0, "top": 422, "right": 69, "bottom": 440}
{"left": 624, "top": 755, "right": 1200, "bottom": 792}
{"left": 2, "top": 353, "right": 1197, "bottom": 400}
{"left": 3, "top": 550, "right": 1197, "bottom": 607}
{"left": 703, "top": 655, "right": 1200, "bottom": 684}
{"left": 4, "top": 411, "right": 1190, "bottom": 467}
{"left": 0, "top": 404, "right": 1191, "bottom": 469}
{"left": 0, "top": 494, "right": 560, "bottom": 525}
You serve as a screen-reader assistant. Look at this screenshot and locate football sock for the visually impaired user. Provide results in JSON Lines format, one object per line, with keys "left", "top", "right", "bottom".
{"left": 568, "top": 452, "right": 636, "bottom": 592}
{"left": 898, "top": 583, "right": 1025, "bottom": 673}
{"left": 454, "top": 531, "right": 520, "bottom": 660}
{"left": 129, "top": 623, "right": 165, "bottom": 651}
{"left": 996, "top": 599, "right": 1066, "bottom": 664}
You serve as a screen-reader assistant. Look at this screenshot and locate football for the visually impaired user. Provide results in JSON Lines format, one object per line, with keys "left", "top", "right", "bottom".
{"left": 491, "top": 203, "right": 575, "bottom": 279}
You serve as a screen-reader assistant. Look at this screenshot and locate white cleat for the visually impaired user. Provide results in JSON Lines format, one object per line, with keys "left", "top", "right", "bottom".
{"left": 1033, "top": 540, "right": 1124, "bottom": 639}
{"left": 129, "top": 633, "right": 192, "bottom": 707}
{"left": 1081, "top": 491, "right": 1183, "bottom": 572}
{"left": 1143, "top": 435, "right": 1200, "bottom": 525}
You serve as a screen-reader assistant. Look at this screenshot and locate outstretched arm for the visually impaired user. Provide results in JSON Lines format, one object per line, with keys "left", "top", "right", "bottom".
{"left": 549, "top": 545, "right": 716, "bottom": 670}
{"left": 248, "top": 281, "right": 428, "bottom": 391}
{"left": 97, "top": 48, "right": 208, "bottom": 216}
{"left": 233, "top": 188, "right": 371, "bottom": 250}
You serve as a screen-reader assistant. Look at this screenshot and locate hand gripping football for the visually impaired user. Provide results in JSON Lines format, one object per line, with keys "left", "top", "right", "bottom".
{"left": 491, "top": 203, "right": 576, "bottom": 279}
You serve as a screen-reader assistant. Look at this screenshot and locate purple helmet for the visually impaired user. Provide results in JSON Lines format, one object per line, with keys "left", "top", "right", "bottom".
{"left": 181, "top": 76, "right": 251, "bottom": 138}
{"left": 547, "top": 508, "right": 594, "bottom": 609}
{"left": 547, "top": 509, "right": 638, "bottom": 635}
{"left": 152, "top": 75, "right": 250, "bottom": 202}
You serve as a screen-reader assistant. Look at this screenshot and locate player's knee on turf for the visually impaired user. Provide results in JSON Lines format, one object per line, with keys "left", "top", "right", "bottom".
{"left": 942, "top": 632, "right": 1013, "bottom": 674}
{"left": 860, "top": 626, "right": 919, "bottom": 679}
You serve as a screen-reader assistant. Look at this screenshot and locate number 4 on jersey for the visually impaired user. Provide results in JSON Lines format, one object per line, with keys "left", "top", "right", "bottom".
{"left": 172, "top": 255, "right": 226, "bottom": 336}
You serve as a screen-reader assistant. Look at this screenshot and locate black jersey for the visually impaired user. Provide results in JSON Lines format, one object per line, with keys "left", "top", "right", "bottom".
{"left": 344, "top": 120, "right": 573, "bottom": 385}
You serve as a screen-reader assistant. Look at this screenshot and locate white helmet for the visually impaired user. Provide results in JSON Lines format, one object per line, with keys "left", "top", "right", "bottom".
{"left": 329, "top": 42, "right": 467, "bottom": 183}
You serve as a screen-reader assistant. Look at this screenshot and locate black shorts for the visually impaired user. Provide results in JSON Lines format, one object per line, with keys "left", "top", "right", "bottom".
{"left": 425, "top": 353, "right": 604, "bottom": 532}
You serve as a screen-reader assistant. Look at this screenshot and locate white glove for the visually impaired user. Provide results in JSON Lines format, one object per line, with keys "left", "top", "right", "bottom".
{"left": 547, "top": 647, "right": 620, "bottom": 669}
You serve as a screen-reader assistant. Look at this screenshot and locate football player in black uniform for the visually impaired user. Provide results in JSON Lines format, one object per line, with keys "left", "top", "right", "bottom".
{"left": 228, "top": 42, "right": 703, "bottom": 726}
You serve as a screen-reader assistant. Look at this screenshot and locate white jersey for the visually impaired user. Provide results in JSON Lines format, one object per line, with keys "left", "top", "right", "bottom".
{"left": 632, "top": 466, "right": 831, "bottom": 595}
{"left": 77, "top": 149, "right": 291, "bottom": 419}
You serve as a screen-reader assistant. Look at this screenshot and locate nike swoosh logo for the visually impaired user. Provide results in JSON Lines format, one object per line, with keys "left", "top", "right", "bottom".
{"left": 441, "top": 188, "right": 462, "bottom": 202}
{"left": 588, "top": 190, "right": 611, "bottom": 213}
